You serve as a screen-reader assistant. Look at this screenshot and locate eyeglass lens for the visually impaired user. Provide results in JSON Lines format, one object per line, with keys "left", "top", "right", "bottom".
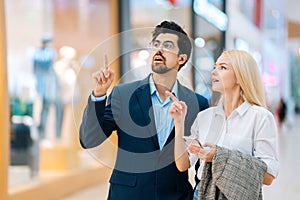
{"left": 151, "top": 40, "right": 175, "bottom": 50}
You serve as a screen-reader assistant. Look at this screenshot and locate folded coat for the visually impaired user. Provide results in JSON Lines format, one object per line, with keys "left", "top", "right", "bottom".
{"left": 198, "top": 146, "right": 267, "bottom": 200}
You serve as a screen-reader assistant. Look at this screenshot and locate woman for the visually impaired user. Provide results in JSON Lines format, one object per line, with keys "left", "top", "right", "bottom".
{"left": 167, "top": 50, "right": 279, "bottom": 199}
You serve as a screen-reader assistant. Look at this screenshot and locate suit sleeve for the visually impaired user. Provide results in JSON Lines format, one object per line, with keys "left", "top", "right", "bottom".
{"left": 79, "top": 88, "right": 119, "bottom": 149}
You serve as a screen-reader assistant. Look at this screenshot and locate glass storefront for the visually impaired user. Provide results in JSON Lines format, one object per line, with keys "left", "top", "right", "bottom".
{"left": 5, "top": 0, "right": 113, "bottom": 190}
{"left": 192, "top": 0, "right": 226, "bottom": 104}
{"left": 290, "top": 49, "right": 300, "bottom": 112}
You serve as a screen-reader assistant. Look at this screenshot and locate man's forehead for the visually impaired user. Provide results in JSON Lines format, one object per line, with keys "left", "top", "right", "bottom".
{"left": 155, "top": 33, "right": 179, "bottom": 42}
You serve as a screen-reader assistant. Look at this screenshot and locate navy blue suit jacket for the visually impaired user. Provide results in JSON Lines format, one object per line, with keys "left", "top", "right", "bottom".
{"left": 80, "top": 75, "right": 209, "bottom": 200}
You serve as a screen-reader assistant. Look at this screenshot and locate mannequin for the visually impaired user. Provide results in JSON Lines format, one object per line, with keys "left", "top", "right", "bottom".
{"left": 33, "top": 35, "right": 63, "bottom": 139}
{"left": 53, "top": 46, "right": 79, "bottom": 141}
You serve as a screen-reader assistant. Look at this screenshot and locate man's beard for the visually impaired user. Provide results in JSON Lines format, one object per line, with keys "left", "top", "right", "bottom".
{"left": 151, "top": 63, "right": 172, "bottom": 74}
{"left": 151, "top": 52, "right": 172, "bottom": 74}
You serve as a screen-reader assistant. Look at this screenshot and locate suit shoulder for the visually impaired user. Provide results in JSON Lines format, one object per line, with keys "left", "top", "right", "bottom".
{"left": 109, "top": 78, "right": 149, "bottom": 101}
{"left": 179, "top": 84, "right": 209, "bottom": 110}
{"left": 114, "top": 80, "right": 139, "bottom": 89}
{"left": 180, "top": 84, "right": 205, "bottom": 99}
{"left": 193, "top": 92, "right": 209, "bottom": 109}
{"left": 195, "top": 92, "right": 208, "bottom": 102}
{"left": 113, "top": 78, "right": 147, "bottom": 92}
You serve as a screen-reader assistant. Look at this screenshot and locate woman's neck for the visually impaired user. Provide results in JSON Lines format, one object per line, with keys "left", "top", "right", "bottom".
{"left": 223, "top": 91, "right": 244, "bottom": 119}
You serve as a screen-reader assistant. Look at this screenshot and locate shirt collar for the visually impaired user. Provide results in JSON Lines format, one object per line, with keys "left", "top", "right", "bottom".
{"left": 236, "top": 101, "right": 251, "bottom": 116}
{"left": 215, "top": 101, "right": 251, "bottom": 117}
{"left": 149, "top": 75, "right": 179, "bottom": 97}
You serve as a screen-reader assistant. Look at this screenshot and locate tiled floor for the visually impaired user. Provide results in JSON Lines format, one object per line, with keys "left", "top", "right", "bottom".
{"left": 263, "top": 114, "right": 300, "bottom": 199}
{"left": 61, "top": 180, "right": 109, "bottom": 200}
{"left": 61, "top": 114, "right": 300, "bottom": 200}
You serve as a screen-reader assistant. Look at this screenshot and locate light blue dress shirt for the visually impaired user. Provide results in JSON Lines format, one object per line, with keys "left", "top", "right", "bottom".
{"left": 149, "top": 76, "right": 178, "bottom": 150}
{"left": 90, "top": 93, "right": 106, "bottom": 101}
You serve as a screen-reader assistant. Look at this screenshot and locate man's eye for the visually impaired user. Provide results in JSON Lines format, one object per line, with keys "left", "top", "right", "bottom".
{"left": 153, "top": 42, "right": 160, "bottom": 48}
{"left": 164, "top": 42, "right": 173, "bottom": 49}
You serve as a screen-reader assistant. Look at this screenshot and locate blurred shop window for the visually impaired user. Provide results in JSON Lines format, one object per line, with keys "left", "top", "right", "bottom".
{"left": 238, "top": 0, "right": 255, "bottom": 23}
{"left": 290, "top": 51, "right": 300, "bottom": 113}
{"left": 6, "top": 0, "right": 112, "bottom": 189}
{"left": 128, "top": 50, "right": 152, "bottom": 82}
{"left": 234, "top": 38, "right": 263, "bottom": 71}
{"left": 9, "top": 73, "right": 39, "bottom": 178}
{"left": 192, "top": 0, "right": 227, "bottom": 105}
{"left": 193, "top": 0, "right": 227, "bottom": 32}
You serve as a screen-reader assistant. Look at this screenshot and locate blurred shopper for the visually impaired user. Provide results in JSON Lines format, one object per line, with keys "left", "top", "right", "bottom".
{"left": 168, "top": 50, "right": 279, "bottom": 200}
{"left": 79, "top": 21, "right": 209, "bottom": 200}
{"left": 276, "top": 97, "right": 287, "bottom": 127}
{"left": 33, "top": 35, "right": 63, "bottom": 139}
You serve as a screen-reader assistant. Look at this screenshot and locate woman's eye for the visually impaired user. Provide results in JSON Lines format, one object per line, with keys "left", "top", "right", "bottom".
{"left": 213, "top": 65, "right": 228, "bottom": 70}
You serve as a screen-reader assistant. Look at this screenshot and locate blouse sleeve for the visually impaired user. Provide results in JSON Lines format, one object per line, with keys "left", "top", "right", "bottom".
{"left": 253, "top": 110, "right": 279, "bottom": 178}
{"left": 188, "top": 114, "right": 201, "bottom": 167}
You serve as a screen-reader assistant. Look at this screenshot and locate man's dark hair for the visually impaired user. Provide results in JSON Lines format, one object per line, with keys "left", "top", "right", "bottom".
{"left": 151, "top": 21, "right": 192, "bottom": 70}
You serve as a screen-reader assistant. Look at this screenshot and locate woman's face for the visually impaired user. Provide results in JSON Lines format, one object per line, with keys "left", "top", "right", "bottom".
{"left": 211, "top": 53, "right": 239, "bottom": 94}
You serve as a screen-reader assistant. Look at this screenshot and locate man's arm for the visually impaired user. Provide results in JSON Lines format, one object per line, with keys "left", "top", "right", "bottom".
{"left": 166, "top": 91, "right": 191, "bottom": 172}
{"left": 80, "top": 54, "right": 115, "bottom": 148}
{"left": 79, "top": 95, "right": 108, "bottom": 148}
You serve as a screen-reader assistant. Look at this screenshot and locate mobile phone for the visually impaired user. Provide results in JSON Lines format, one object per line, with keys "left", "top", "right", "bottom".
{"left": 182, "top": 136, "right": 203, "bottom": 148}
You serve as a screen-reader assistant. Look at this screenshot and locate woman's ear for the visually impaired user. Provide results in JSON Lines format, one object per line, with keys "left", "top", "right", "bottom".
{"left": 178, "top": 54, "right": 188, "bottom": 65}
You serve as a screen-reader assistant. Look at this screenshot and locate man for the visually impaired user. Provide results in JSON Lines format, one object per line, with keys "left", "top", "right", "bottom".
{"left": 80, "top": 21, "right": 209, "bottom": 200}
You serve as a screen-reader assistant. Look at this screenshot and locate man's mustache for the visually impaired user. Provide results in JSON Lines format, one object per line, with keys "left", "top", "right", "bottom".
{"left": 153, "top": 52, "right": 165, "bottom": 61}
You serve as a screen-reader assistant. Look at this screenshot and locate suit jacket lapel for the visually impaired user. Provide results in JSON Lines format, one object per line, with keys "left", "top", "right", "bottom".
{"left": 135, "top": 76, "right": 160, "bottom": 150}
{"left": 134, "top": 78, "right": 198, "bottom": 150}
{"left": 178, "top": 84, "right": 198, "bottom": 135}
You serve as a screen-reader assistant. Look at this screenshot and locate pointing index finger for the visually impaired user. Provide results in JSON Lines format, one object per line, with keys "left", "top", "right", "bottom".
{"left": 165, "top": 91, "right": 179, "bottom": 103}
{"left": 104, "top": 54, "right": 108, "bottom": 69}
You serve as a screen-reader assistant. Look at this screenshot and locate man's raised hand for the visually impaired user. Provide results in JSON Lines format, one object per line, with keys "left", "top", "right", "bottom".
{"left": 92, "top": 54, "right": 114, "bottom": 97}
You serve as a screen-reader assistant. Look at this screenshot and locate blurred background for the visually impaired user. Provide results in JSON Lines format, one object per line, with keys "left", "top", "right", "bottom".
{"left": 1, "top": 0, "right": 300, "bottom": 199}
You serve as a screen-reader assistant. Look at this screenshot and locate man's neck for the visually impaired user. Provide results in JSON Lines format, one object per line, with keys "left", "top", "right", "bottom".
{"left": 152, "top": 72, "right": 177, "bottom": 101}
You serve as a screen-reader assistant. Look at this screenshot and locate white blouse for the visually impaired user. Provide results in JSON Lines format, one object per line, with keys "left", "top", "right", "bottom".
{"left": 189, "top": 102, "right": 279, "bottom": 179}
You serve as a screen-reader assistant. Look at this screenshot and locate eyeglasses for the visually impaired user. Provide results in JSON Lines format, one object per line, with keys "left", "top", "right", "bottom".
{"left": 149, "top": 40, "right": 176, "bottom": 51}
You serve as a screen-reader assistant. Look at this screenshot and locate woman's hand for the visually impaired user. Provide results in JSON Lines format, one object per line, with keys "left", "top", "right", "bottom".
{"left": 189, "top": 143, "right": 217, "bottom": 162}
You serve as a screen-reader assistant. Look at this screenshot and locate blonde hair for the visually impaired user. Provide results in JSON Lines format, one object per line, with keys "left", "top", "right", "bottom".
{"left": 221, "top": 50, "right": 266, "bottom": 108}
